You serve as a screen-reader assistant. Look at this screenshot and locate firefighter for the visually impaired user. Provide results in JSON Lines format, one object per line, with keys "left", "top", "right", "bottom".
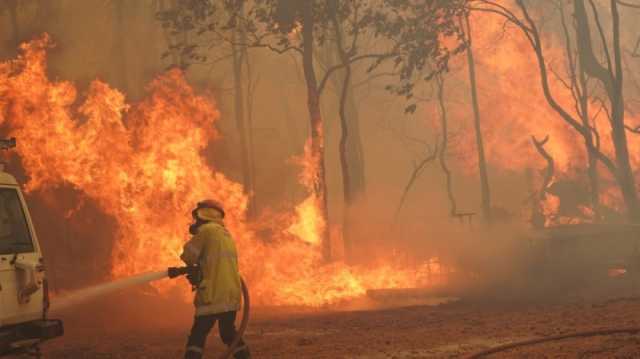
{"left": 181, "top": 200, "right": 251, "bottom": 359}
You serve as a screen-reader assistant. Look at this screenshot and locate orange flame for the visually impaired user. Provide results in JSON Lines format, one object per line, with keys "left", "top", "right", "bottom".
{"left": 452, "top": 8, "right": 640, "bottom": 222}
{"left": 0, "top": 35, "right": 433, "bottom": 306}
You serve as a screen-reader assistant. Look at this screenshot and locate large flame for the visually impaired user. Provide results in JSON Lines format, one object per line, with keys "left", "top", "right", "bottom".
{"left": 0, "top": 35, "right": 433, "bottom": 306}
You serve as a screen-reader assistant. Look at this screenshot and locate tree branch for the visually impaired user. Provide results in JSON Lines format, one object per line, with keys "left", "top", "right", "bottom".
{"left": 317, "top": 53, "right": 396, "bottom": 95}
{"left": 616, "top": 0, "right": 640, "bottom": 9}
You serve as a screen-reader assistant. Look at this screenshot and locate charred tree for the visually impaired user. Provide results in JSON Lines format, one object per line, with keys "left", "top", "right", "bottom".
{"left": 113, "top": 0, "right": 130, "bottom": 94}
{"left": 328, "top": 2, "right": 367, "bottom": 262}
{"left": 532, "top": 136, "right": 555, "bottom": 202}
{"left": 469, "top": 0, "right": 636, "bottom": 222}
{"left": 573, "top": 0, "right": 636, "bottom": 221}
{"left": 461, "top": 13, "right": 492, "bottom": 224}
{"left": 436, "top": 76, "right": 458, "bottom": 217}
{"left": 558, "top": 2, "right": 601, "bottom": 221}
{"left": 244, "top": 51, "right": 258, "bottom": 213}
{"left": 531, "top": 135, "right": 555, "bottom": 227}
{"left": 301, "top": 2, "right": 331, "bottom": 261}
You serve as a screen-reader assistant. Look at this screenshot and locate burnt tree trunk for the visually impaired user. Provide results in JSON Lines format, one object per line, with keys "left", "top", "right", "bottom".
{"left": 337, "top": 59, "right": 353, "bottom": 261}
{"left": 532, "top": 135, "right": 555, "bottom": 226}
{"left": 329, "top": 10, "right": 366, "bottom": 263}
{"left": 302, "top": 2, "right": 331, "bottom": 262}
{"left": 113, "top": 0, "right": 129, "bottom": 93}
{"left": 578, "top": 65, "right": 601, "bottom": 220}
{"left": 7, "top": 0, "right": 20, "bottom": 48}
{"left": 574, "top": 0, "right": 639, "bottom": 222}
{"left": 231, "top": 22, "right": 256, "bottom": 219}
{"left": 344, "top": 87, "right": 366, "bottom": 200}
{"left": 436, "top": 76, "right": 457, "bottom": 217}
{"left": 559, "top": 2, "right": 601, "bottom": 221}
{"left": 462, "top": 14, "right": 492, "bottom": 224}
{"left": 244, "top": 51, "right": 257, "bottom": 213}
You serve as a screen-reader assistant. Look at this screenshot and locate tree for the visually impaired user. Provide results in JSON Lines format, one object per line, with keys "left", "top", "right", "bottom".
{"left": 469, "top": 0, "right": 640, "bottom": 222}
{"left": 231, "top": 4, "right": 257, "bottom": 219}
{"left": 435, "top": 75, "right": 458, "bottom": 217}
{"left": 159, "top": 0, "right": 466, "bottom": 261}
{"left": 459, "top": 13, "right": 491, "bottom": 224}
{"left": 573, "top": 0, "right": 636, "bottom": 220}
{"left": 158, "top": 1, "right": 258, "bottom": 218}
{"left": 556, "top": 1, "right": 602, "bottom": 220}
{"left": 112, "top": 0, "right": 130, "bottom": 93}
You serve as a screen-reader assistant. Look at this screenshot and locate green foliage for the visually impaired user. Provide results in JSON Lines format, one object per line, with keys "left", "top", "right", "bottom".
{"left": 157, "top": 0, "right": 467, "bottom": 111}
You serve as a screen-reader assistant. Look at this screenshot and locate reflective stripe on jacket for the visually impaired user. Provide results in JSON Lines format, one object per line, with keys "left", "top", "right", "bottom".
{"left": 180, "top": 221, "right": 242, "bottom": 316}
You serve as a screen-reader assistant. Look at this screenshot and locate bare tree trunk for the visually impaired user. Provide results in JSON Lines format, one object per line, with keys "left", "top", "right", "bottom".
{"left": 7, "top": 0, "right": 20, "bottom": 48}
{"left": 232, "top": 22, "right": 256, "bottom": 219}
{"left": 532, "top": 135, "right": 555, "bottom": 226}
{"left": 578, "top": 67, "right": 601, "bottom": 220}
{"left": 36, "top": 0, "right": 56, "bottom": 31}
{"left": 436, "top": 76, "right": 457, "bottom": 217}
{"left": 338, "top": 60, "right": 353, "bottom": 261}
{"left": 302, "top": 2, "right": 330, "bottom": 262}
{"left": 113, "top": 0, "right": 129, "bottom": 93}
{"left": 559, "top": 2, "right": 601, "bottom": 220}
{"left": 329, "top": 7, "right": 366, "bottom": 263}
{"left": 558, "top": 2, "right": 601, "bottom": 221}
{"left": 345, "top": 89, "right": 366, "bottom": 199}
{"left": 525, "top": 168, "right": 545, "bottom": 228}
{"left": 244, "top": 52, "right": 258, "bottom": 213}
{"left": 462, "top": 14, "right": 492, "bottom": 224}
{"left": 532, "top": 136, "right": 555, "bottom": 201}
{"left": 326, "top": 45, "right": 367, "bottom": 205}
{"left": 574, "top": 0, "right": 639, "bottom": 222}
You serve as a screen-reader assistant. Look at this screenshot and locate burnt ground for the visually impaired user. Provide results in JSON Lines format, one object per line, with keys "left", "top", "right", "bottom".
{"left": 12, "top": 285, "right": 640, "bottom": 359}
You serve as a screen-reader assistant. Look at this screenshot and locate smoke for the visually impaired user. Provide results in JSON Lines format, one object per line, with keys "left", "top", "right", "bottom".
{"left": 0, "top": 1, "right": 637, "bottom": 307}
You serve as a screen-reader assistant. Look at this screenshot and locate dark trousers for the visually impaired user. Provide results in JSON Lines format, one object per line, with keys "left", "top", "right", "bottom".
{"left": 185, "top": 311, "right": 250, "bottom": 359}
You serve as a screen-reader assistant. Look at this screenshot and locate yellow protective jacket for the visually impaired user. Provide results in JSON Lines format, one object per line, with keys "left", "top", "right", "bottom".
{"left": 180, "top": 221, "right": 242, "bottom": 316}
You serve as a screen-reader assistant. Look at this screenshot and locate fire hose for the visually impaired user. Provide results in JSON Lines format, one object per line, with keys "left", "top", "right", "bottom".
{"left": 464, "top": 327, "right": 640, "bottom": 358}
{"left": 168, "top": 266, "right": 250, "bottom": 359}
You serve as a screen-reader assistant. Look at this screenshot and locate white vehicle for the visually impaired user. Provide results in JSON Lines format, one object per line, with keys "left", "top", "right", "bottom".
{"left": 0, "top": 138, "right": 63, "bottom": 357}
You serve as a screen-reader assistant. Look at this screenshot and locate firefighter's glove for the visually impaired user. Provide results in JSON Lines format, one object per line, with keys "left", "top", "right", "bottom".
{"left": 186, "top": 266, "right": 203, "bottom": 288}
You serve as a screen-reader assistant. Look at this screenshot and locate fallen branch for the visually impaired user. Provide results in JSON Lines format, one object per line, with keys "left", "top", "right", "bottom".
{"left": 465, "top": 327, "right": 640, "bottom": 358}
{"left": 393, "top": 143, "right": 438, "bottom": 223}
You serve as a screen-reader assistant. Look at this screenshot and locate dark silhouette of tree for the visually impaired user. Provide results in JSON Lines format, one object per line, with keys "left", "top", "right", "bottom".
{"left": 469, "top": 0, "right": 640, "bottom": 223}
{"left": 435, "top": 75, "right": 458, "bottom": 217}
{"left": 460, "top": 13, "right": 491, "bottom": 224}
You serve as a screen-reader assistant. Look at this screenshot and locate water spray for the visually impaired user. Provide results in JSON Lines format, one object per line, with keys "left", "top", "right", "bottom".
{"left": 49, "top": 270, "right": 169, "bottom": 313}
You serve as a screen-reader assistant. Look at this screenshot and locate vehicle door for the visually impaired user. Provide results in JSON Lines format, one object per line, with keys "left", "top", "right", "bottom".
{"left": 0, "top": 186, "right": 42, "bottom": 326}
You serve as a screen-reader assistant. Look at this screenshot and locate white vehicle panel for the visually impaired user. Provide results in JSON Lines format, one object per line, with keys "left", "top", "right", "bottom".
{"left": 0, "top": 185, "right": 43, "bottom": 326}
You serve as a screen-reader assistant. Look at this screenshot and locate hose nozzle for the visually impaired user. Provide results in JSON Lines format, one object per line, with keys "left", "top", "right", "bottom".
{"left": 167, "top": 266, "right": 190, "bottom": 279}
{"left": 167, "top": 265, "right": 203, "bottom": 290}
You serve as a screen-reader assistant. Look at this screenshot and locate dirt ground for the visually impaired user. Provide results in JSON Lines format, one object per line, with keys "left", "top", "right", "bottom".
{"left": 11, "top": 286, "right": 639, "bottom": 359}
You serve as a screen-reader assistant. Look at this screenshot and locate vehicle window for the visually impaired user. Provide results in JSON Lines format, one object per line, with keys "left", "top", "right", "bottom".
{"left": 0, "top": 188, "right": 34, "bottom": 255}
